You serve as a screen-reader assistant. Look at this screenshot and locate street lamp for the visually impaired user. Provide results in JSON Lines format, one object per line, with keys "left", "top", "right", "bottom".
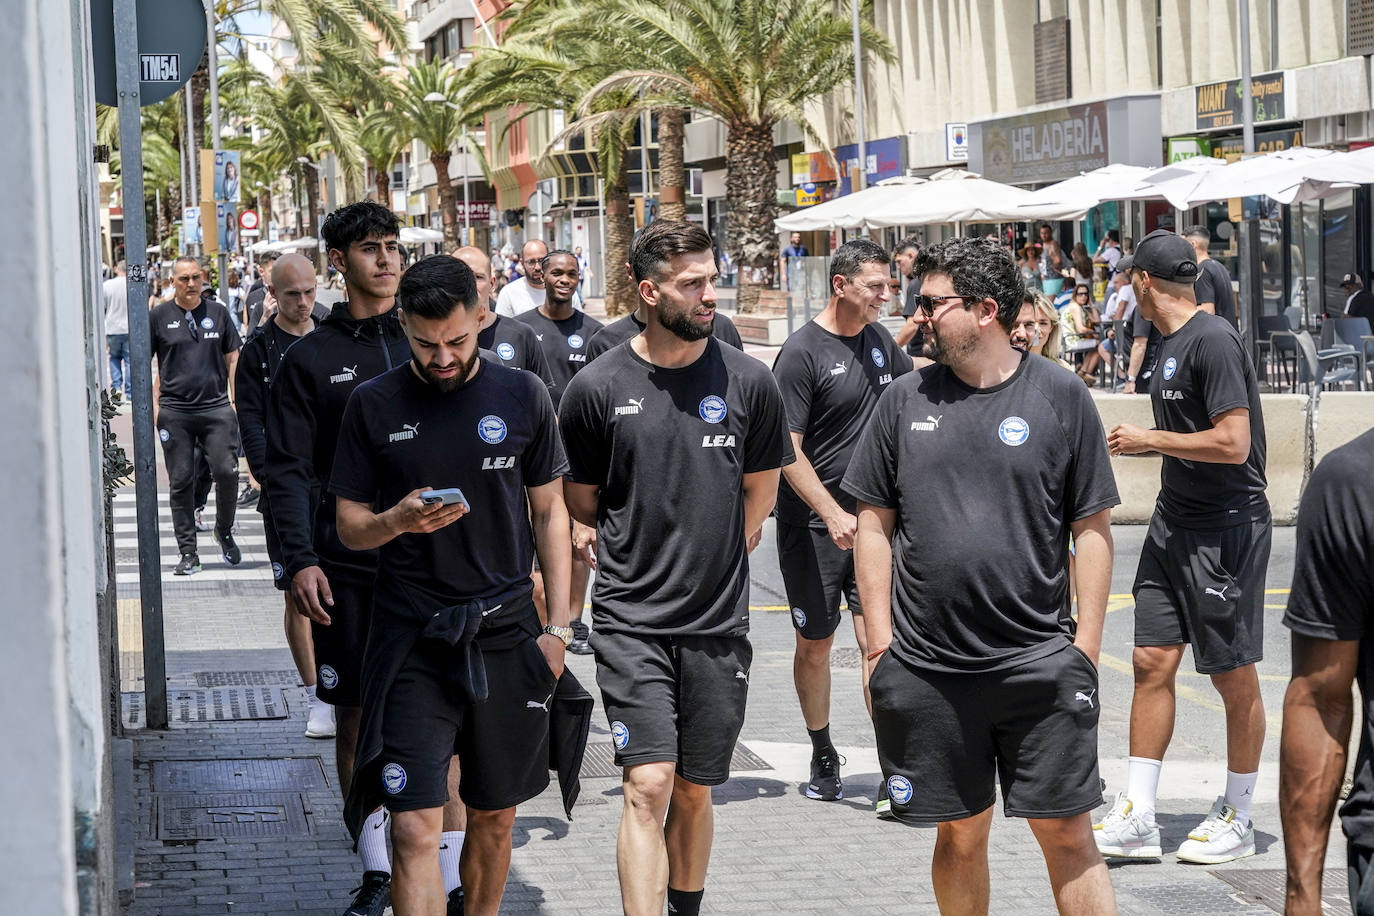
{"left": 296, "top": 156, "right": 321, "bottom": 172}
{"left": 423, "top": 92, "right": 471, "bottom": 243}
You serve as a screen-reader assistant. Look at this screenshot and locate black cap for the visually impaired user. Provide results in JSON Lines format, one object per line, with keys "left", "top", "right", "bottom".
{"left": 1116, "top": 229, "right": 1199, "bottom": 283}
{"left": 1341, "top": 273, "right": 1359, "bottom": 287}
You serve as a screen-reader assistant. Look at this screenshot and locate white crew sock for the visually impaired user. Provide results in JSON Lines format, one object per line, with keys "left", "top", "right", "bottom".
{"left": 440, "top": 830, "right": 465, "bottom": 894}
{"left": 358, "top": 808, "right": 391, "bottom": 874}
{"left": 1125, "top": 757, "right": 1163, "bottom": 826}
{"left": 1225, "top": 770, "right": 1258, "bottom": 826}
{"left": 305, "top": 683, "right": 317, "bottom": 699}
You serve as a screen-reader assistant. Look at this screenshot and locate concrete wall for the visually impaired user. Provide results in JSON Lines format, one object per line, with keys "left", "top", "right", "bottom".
{"left": 1094, "top": 392, "right": 1368, "bottom": 525}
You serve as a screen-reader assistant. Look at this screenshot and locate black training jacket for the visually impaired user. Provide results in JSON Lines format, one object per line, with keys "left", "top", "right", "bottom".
{"left": 234, "top": 312, "right": 323, "bottom": 485}
{"left": 264, "top": 302, "right": 411, "bottom": 580}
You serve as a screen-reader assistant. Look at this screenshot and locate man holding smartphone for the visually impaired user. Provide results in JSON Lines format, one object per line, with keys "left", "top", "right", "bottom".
{"left": 331, "top": 255, "right": 572, "bottom": 916}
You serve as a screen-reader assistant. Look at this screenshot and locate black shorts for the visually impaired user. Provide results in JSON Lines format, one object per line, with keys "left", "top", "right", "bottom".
{"left": 1349, "top": 842, "right": 1374, "bottom": 916}
{"left": 375, "top": 615, "right": 554, "bottom": 813}
{"left": 869, "top": 645, "right": 1102, "bottom": 822}
{"left": 591, "top": 630, "right": 751, "bottom": 786}
{"left": 775, "top": 520, "right": 861, "bottom": 640}
{"left": 259, "top": 498, "right": 289, "bottom": 592}
{"left": 312, "top": 564, "right": 374, "bottom": 707}
{"left": 1133, "top": 510, "right": 1271, "bottom": 674}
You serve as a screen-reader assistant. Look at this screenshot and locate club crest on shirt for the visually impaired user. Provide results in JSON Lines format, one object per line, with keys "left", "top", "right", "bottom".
{"left": 611, "top": 721, "right": 630, "bottom": 750}
{"left": 791, "top": 607, "right": 807, "bottom": 628}
{"left": 318, "top": 664, "right": 338, "bottom": 690}
{"left": 1162, "top": 356, "right": 1178, "bottom": 380}
{"left": 496, "top": 342, "right": 516, "bottom": 361}
{"left": 998, "top": 416, "right": 1029, "bottom": 447}
{"left": 568, "top": 334, "right": 585, "bottom": 349}
{"left": 478, "top": 415, "right": 508, "bottom": 444}
{"left": 887, "top": 774, "right": 913, "bottom": 805}
{"left": 158, "top": 428, "right": 170, "bottom": 442}
{"left": 871, "top": 347, "right": 885, "bottom": 368}
{"left": 200, "top": 316, "right": 215, "bottom": 330}
{"left": 699, "top": 395, "right": 727, "bottom": 424}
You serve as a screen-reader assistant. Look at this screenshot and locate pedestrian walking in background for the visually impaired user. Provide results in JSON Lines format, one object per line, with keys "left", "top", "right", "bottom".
{"left": 103, "top": 259, "right": 131, "bottom": 401}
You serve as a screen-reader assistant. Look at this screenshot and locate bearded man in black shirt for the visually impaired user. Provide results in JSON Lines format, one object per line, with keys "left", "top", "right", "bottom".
{"left": 331, "top": 255, "right": 572, "bottom": 916}
{"left": 560, "top": 221, "right": 792, "bottom": 916}
{"left": 845, "top": 236, "right": 1119, "bottom": 914}
{"left": 1103, "top": 230, "right": 1270, "bottom": 866}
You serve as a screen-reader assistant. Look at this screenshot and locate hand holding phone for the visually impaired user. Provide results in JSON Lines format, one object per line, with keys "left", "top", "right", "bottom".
{"left": 420, "top": 488, "right": 469, "bottom": 510}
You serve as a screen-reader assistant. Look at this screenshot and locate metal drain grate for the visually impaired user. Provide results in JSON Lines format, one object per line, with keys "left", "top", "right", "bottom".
{"left": 1210, "top": 868, "right": 1350, "bottom": 914}
{"left": 153, "top": 757, "right": 328, "bottom": 792}
{"left": 121, "top": 687, "right": 288, "bottom": 728}
{"left": 194, "top": 670, "right": 302, "bottom": 687}
{"left": 1126, "top": 883, "right": 1264, "bottom": 914}
{"left": 579, "top": 741, "right": 772, "bottom": 779}
{"left": 155, "top": 792, "right": 312, "bottom": 840}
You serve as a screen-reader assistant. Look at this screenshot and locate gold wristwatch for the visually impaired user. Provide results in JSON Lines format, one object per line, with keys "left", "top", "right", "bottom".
{"left": 542, "top": 624, "right": 573, "bottom": 647}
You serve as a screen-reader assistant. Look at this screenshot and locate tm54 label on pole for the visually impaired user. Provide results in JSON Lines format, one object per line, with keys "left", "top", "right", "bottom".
{"left": 140, "top": 54, "right": 180, "bottom": 82}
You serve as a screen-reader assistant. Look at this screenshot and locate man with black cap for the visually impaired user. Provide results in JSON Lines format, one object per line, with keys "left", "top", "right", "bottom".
{"left": 1098, "top": 229, "right": 1270, "bottom": 866}
{"left": 1340, "top": 273, "right": 1374, "bottom": 322}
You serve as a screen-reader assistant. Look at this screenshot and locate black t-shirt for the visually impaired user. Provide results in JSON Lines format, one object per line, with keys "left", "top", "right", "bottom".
{"left": 842, "top": 352, "right": 1120, "bottom": 673}
{"left": 899, "top": 276, "right": 926, "bottom": 356}
{"left": 1347, "top": 289, "right": 1374, "bottom": 322}
{"left": 560, "top": 339, "right": 794, "bottom": 636}
{"left": 1283, "top": 430, "right": 1374, "bottom": 846}
{"left": 1151, "top": 311, "right": 1268, "bottom": 526}
{"left": 1122, "top": 309, "right": 1163, "bottom": 387}
{"left": 586, "top": 311, "right": 744, "bottom": 359}
{"left": 1194, "top": 259, "right": 1237, "bottom": 327}
{"left": 772, "top": 320, "right": 913, "bottom": 526}
{"left": 477, "top": 314, "right": 554, "bottom": 387}
{"left": 328, "top": 359, "right": 567, "bottom": 603}
{"left": 149, "top": 299, "right": 242, "bottom": 410}
{"left": 515, "top": 308, "right": 604, "bottom": 410}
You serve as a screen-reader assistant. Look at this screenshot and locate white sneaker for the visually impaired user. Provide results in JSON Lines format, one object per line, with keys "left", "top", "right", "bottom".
{"left": 1093, "top": 793, "right": 1162, "bottom": 858}
{"left": 1175, "top": 797, "right": 1255, "bottom": 864}
{"left": 305, "top": 694, "right": 336, "bottom": 739}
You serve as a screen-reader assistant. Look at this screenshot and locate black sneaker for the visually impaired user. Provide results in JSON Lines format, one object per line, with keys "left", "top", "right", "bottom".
{"left": 173, "top": 553, "right": 201, "bottom": 576}
{"left": 447, "top": 886, "right": 465, "bottom": 915}
{"left": 214, "top": 530, "right": 242, "bottom": 566}
{"left": 568, "top": 619, "right": 593, "bottom": 655}
{"left": 344, "top": 870, "right": 391, "bottom": 916}
{"left": 236, "top": 484, "right": 259, "bottom": 508}
{"left": 194, "top": 508, "right": 209, "bottom": 532}
{"left": 804, "top": 747, "right": 844, "bottom": 800}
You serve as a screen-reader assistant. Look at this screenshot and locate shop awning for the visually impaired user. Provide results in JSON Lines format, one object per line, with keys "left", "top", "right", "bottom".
{"left": 1162, "top": 147, "right": 1354, "bottom": 208}
{"left": 774, "top": 176, "right": 926, "bottom": 232}
{"left": 1015, "top": 164, "right": 1154, "bottom": 212}
{"left": 860, "top": 170, "right": 1087, "bottom": 228}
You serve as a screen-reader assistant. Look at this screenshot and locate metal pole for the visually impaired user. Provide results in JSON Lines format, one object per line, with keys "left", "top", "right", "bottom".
{"left": 462, "top": 125, "right": 471, "bottom": 244}
{"left": 1237, "top": 0, "right": 1262, "bottom": 366}
{"left": 639, "top": 101, "right": 652, "bottom": 225}
{"left": 114, "top": 0, "right": 169, "bottom": 730}
{"left": 178, "top": 97, "right": 187, "bottom": 254}
{"left": 184, "top": 87, "right": 197, "bottom": 254}
{"left": 851, "top": 0, "right": 867, "bottom": 194}
{"left": 207, "top": 0, "right": 228, "bottom": 305}
{"left": 597, "top": 177, "right": 606, "bottom": 298}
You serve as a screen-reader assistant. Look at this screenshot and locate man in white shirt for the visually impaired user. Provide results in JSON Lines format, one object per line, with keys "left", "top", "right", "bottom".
{"left": 104, "top": 260, "right": 131, "bottom": 400}
{"left": 496, "top": 239, "right": 549, "bottom": 317}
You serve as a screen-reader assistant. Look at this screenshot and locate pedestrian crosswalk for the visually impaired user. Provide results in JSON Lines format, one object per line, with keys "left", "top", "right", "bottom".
{"left": 112, "top": 489, "right": 277, "bottom": 585}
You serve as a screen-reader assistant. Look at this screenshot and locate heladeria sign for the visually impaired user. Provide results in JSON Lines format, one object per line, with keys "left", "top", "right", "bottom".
{"left": 977, "top": 102, "right": 1109, "bottom": 184}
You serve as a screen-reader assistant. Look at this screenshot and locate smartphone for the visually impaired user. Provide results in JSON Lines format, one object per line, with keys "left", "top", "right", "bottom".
{"left": 420, "top": 488, "right": 469, "bottom": 510}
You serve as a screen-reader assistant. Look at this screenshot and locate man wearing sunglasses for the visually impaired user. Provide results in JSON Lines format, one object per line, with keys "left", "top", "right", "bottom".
{"left": 845, "top": 236, "right": 1119, "bottom": 913}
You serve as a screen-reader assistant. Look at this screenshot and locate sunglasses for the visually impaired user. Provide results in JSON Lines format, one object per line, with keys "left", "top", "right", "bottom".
{"left": 916, "top": 294, "right": 973, "bottom": 316}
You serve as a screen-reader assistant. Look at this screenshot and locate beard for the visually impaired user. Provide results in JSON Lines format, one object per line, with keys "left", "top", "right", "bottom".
{"left": 923, "top": 327, "right": 977, "bottom": 366}
{"left": 413, "top": 348, "right": 478, "bottom": 393}
{"left": 657, "top": 303, "right": 714, "bottom": 342}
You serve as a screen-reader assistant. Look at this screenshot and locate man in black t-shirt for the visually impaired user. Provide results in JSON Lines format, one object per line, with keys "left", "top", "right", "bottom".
{"left": 1185, "top": 225, "right": 1237, "bottom": 327}
{"left": 560, "top": 221, "right": 792, "bottom": 916}
{"left": 1279, "top": 430, "right": 1374, "bottom": 913}
{"left": 891, "top": 237, "right": 928, "bottom": 361}
{"left": 844, "top": 237, "right": 1118, "bottom": 913}
{"left": 1103, "top": 229, "right": 1270, "bottom": 866}
{"left": 453, "top": 245, "right": 554, "bottom": 388}
{"left": 515, "top": 250, "right": 603, "bottom": 410}
{"left": 771, "top": 238, "right": 912, "bottom": 804}
{"left": 150, "top": 256, "right": 243, "bottom": 575}
{"left": 234, "top": 253, "right": 335, "bottom": 741}
{"left": 331, "top": 255, "right": 573, "bottom": 916}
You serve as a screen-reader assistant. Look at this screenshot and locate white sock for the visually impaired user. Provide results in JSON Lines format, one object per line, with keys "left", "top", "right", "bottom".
{"left": 304, "top": 684, "right": 317, "bottom": 703}
{"left": 358, "top": 808, "right": 391, "bottom": 874}
{"left": 440, "top": 830, "right": 465, "bottom": 894}
{"left": 1225, "top": 770, "right": 1258, "bottom": 826}
{"left": 1125, "top": 757, "right": 1163, "bottom": 826}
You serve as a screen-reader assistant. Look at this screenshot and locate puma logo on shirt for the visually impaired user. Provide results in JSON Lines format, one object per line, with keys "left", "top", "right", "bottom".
{"left": 1074, "top": 689, "right": 1096, "bottom": 708}
{"left": 1205, "top": 586, "right": 1228, "bottom": 599}
{"left": 910, "top": 415, "right": 943, "bottom": 432}
{"left": 614, "top": 397, "right": 645, "bottom": 417}
{"left": 388, "top": 421, "right": 420, "bottom": 443}
{"left": 526, "top": 692, "right": 552, "bottom": 713}
{"left": 829, "top": 361, "right": 848, "bottom": 376}
{"left": 330, "top": 365, "right": 359, "bottom": 384}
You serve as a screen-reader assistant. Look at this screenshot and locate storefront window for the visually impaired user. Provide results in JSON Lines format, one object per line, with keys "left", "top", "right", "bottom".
{"left": 1296, "top": 200, "right": 1320, "bottom": 325}
{"left": 1321, "top": 190, "right": 1354, "bottom": 318}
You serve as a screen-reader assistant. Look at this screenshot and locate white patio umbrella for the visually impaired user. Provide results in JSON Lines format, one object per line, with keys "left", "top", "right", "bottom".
{"left": 862, "top": 169, "right": 1086, "bottom": 228}
{"left": 1016, "top": 163, "right": 1153, "bottom": 212}
{"left": 1115, "top": 155, "right": 1227, "bottom": 205}
{"left": 775, "top": 175, "right": 927, "bottom": 232}
{"left": 245, "top": 238, "right": 276, "bottom": 253}
{"left": 1169, "top": 147, "right": 1352, "bottom": 207}
{"left": 399, "top": 226, "right": 444, "bottom": 244}
{"left": 269, "top": 236, "right": 317, "bottom": 252}
{"left": 1274, "top": 144, "right": 1374, "bottom": 193}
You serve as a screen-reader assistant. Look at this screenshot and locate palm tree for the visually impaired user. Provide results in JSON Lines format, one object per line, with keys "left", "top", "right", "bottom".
{"left": 567, "top": 0, "right": 892, "bottom": 312}
{"left": 398, "top": 61, "right": 472, "bottom": 250}
{"left": 358, "top": 104, "right": 406, "bottom": 206}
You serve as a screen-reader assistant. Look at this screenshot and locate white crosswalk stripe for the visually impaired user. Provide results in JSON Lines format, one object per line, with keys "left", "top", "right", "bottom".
{"left": 112, "top": 490, "right": 279, "bottom": 585}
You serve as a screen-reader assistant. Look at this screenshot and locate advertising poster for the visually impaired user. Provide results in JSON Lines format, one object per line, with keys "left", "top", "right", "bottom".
{"left": 182, "top": 207, "right": 202, "bottom": 245}
{"left": 213, "top": 150, "right": 241, "bottom": 202}
{"left": 217, "top": 202, "right": 238, "bottom": 253}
